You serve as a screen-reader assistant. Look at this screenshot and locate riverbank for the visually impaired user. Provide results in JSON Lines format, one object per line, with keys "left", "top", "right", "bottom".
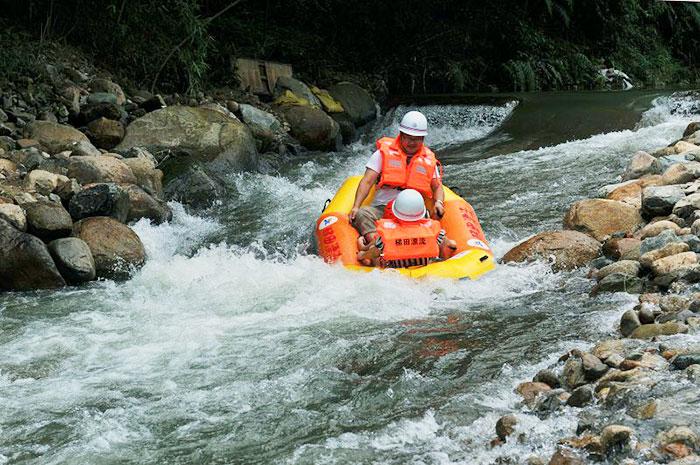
{"left": 0, "top": 44, "right": 378, "bottom": 291}
{"left": 497, "top": 112, "right": 700, "bottom": 464}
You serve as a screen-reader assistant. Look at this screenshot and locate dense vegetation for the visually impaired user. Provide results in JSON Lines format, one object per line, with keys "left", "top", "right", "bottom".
{"left": 2, "top": 0, "right": 700, "bottom": 95}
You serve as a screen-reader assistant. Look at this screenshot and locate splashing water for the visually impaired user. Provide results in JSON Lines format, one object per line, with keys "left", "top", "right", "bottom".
{"left": 0, "top": 92, "right": 697, "bottom": 464}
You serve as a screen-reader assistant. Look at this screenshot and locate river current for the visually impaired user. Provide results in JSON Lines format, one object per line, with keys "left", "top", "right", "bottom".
{"left": 1, "top": 91, "right": 699, "bottom": 464}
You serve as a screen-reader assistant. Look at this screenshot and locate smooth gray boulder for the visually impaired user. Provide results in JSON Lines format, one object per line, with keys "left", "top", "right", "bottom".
{"left": 23, "top": 200, "right": 73, "bottom": 241}
{"left": 239, "top": 104, "right": 282, "bottom": 136}
{"left": 0, "top": 218, "right": 66, "bottom": 290}
{"left": 48, "top": 237, "right": 96, "bottom": 284}
{"left": 328, "top": 82, "right": 377, "bottom": 126}
{"left": 67, "top": 156, "right": 137, "bottom": 185}
{"left": 24, "top": 120, "right": 100, "bottom": 156}
{"left": 276, "top": 105, "right": 340, "bottom": 151}
{"left": 116, "top": 106, "right": 258, "bottom": 206}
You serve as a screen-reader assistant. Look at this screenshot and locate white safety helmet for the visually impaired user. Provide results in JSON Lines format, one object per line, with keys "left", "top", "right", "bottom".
{"left": 398, "top": 111, "right": 428, "bottom": 137}
{"left": 392, "top": 189, "right": 426, "bottom": 221}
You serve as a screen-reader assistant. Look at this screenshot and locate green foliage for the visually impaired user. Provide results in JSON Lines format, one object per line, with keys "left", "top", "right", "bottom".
{"left": 3, "top": 0, "right": 700, "bottom": 93}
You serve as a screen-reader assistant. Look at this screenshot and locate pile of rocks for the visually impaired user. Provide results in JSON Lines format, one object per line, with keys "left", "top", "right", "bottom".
{"left": 0, "top": 49, "right": 378, "bottom": 291}
{"left": 497, "top": 119, "right": 700, "bottom": 464}
{"left": 504, "top": 121, "right": 700, "bottom": 294}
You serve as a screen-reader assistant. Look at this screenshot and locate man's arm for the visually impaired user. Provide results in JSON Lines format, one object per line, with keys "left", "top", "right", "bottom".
{"left": 350, "top": 168, "right": 380, "bottom": 221}
{"left": 431, "top": 178, "right": 445, "bottom": 217}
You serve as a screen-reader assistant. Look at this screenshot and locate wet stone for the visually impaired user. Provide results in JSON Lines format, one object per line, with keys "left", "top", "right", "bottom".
{"left": 630, "top": 322, "right": 688, "bottom": 339}
{"left": 671, "top": 353, "right": 700, "bottom": 370}
{"left": 600, "top": 425, "right": 633, "bottom": 454}
{"left": 495, "top": 414, "right": 517, "bottom": 441}
{"left": 548, "top": 448, "right": 585, "bottom": 465}
{"left": 689, "top": 300, "right": 700, "bottom": 313}
{"left": 564, "top": 358, "right": 587, "bottom": 389}
{"left": 567, "top": 385, "right": 594, "bottom": 407}
{"left": 68, "top": 183, "right": 130, "bottom": 223}
{"left": 581, "top": 352, "right": 609, "bottom": 381}
{"left": 590, "top": 256, "right": 613, "bottom": 270}
{"left": 620, "top": 309, "right": 641, "bottom": 337}
{"left": 592, "top": 273, "right": 644, "bottom": 294}
{"left": 638, "top": 303, "right": 657, "bottom": 324}
{"left": 640, "top": 229, "right": 681, "bottom": 254}
{"left": 535, "top": 389, "right": 569, "bottom": 414}
{"left": 657, "top": 426, "right": 698, "bottom": 450}
{"left": 596, "top": 260, "right": 641, "bottom": 280}
{"left": 686, "top": 364, "right": 700, "bottom": 382}
{"left": 48, "top": 237, "right": 96, "bottom": 284}
{"left": 516, "top": 381, "right": 552, "bottom": 406}
{"left": 533, "top": 369, "right": 561, "bottom": 389}
{"left": 658, "top": 309, "right": 695, "bottom": 324}
{"left": 627, "top": 400, "right": 657, "bottom": 420}
{"left": 604, "top": 353, "right": 625, "bottom": 368}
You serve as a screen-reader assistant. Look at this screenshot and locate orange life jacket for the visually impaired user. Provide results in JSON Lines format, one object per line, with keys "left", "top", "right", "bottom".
{"left": 375, "top": 136, "right": 440, "bottom": 198}
{"left": 375, "top": 218, "right": 442, "bottom": 261}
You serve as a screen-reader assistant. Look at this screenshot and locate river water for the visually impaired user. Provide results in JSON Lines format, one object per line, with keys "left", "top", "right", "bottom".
{"left": 1, "top": 91, "right": 699, "bottom": 464}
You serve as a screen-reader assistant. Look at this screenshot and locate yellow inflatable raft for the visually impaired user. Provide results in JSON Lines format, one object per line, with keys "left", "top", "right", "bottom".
{"left": 315, "top": 176, "right": 495, "bottom": 279}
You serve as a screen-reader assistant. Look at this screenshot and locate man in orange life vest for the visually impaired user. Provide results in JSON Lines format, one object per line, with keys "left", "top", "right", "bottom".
{"left": 349, "top": 110, "right": 445, "bottom": 244}
{"left": 357, "top": 189, "right": 456, "bottom": 267}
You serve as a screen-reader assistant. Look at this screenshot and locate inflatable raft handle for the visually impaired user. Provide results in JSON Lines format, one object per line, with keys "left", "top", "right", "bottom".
{"left": 321, "top": 198, "right": 331, "bottom": 214}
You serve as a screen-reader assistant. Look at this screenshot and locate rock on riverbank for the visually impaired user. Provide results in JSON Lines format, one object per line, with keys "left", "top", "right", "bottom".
{"left": 498, "top": 116, "right": 700, "bottom": 464}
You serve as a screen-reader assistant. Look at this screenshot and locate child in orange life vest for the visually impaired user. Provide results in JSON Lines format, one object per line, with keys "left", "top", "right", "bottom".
{"left": 357, "top": 189, "right": 457, "bottom": 268}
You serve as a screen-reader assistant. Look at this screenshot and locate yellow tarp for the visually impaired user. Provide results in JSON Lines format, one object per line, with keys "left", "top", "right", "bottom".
{"left": 273, "top": 89, "right": 313, "bottom": 107}
{"left": 311, "top": 86, "right": 344, "bottom": 113}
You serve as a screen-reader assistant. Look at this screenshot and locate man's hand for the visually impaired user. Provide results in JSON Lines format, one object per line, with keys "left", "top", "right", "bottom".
{"left": 435, "top": 201, "right": 445, "bottom": 218}
{"left": 350, "top": 206, "right": 359, "bottom": 222}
